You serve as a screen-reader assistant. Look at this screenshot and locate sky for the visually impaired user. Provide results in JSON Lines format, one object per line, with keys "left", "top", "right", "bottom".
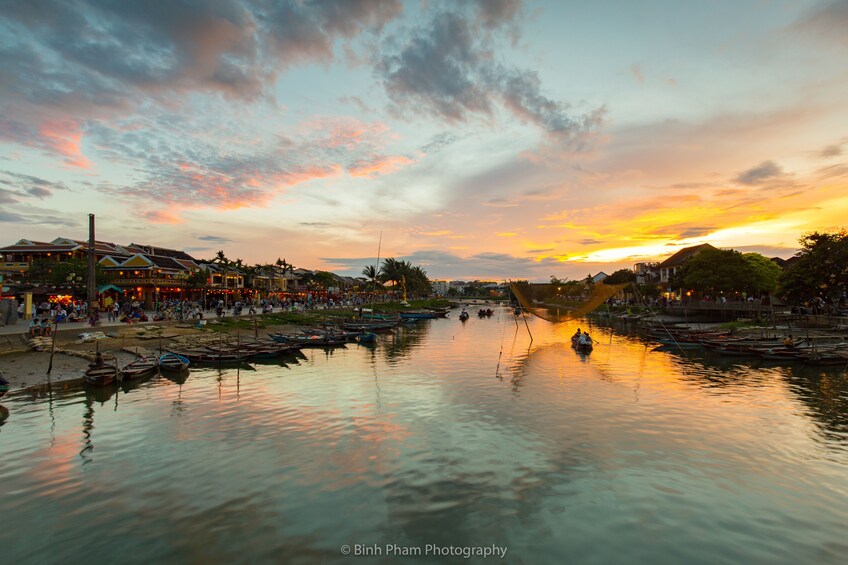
{"left": 1, "top": 0, "right": 847, "bottom": 282}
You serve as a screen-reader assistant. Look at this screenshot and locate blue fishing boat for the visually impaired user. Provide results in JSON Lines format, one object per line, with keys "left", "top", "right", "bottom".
{"left": 356, "top": 331, "right": 377, "bottom": 344}
{"left": 159, "top": 352, "right": 190, "bottom": 372}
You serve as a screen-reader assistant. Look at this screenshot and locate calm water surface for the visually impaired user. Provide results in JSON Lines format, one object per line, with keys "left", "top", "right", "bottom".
{"left": 1, "top": 310, "right": 847, "bottom": 564}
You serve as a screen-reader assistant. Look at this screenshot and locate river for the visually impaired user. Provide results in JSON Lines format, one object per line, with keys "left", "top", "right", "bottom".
{"left": 1, "top": 308, "right": 846, "bottom": 564}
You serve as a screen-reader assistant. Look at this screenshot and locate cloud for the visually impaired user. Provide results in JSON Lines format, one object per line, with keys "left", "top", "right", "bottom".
{"left": 420, "top": 132, "right": 459, "bottom": 154}
{"left": 631, "top": 64, "right": 644, "bottom": 84}
{"left": 819, "top": 143, "right": 843, "bottom": 158}
{"left": 789, "top": 0, "right": 848, "bottom": 49}
{"left": 0, "top": 171, "right": 67, "bottom": 199}
{"left": 348, "top": 154, "right": 414, "bottom": 177}
{"left": 0, "top": 210, "right": 77, "bottom": 226}
{"left": 376, "top": 7, "right": 601, "bottom": 144}
{"left": 142, "top": 210, "right": 184, "bottom": 224}
{"left": 90, "top": 114, "right": 407, "bottom": 212}
{"left": 735, "top": 160, "right": 784, "bottom": 185}
{"left": 197, "top": 235, "right": 232, "bottom": 243}
{"left": 0, "top": 117, "right": 90, "bottom": 168}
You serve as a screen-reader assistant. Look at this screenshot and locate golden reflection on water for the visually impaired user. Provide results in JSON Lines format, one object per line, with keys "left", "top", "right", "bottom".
{"left": 1, "top": 311, "right": 847, "bottom": 563}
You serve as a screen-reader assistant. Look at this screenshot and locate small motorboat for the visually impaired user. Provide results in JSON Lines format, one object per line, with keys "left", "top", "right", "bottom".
{"left": 159, "top": 352, "right": 190, "bottom": 373}
{"left": 120, "top": 357, "right": 159, "bottom": 381}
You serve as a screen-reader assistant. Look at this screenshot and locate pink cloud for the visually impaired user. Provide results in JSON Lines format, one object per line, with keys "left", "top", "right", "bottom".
{"left": 348, "top": 155, "right": 414, "bottom": 177}
{"left": 143, "top": 210, "right": 184, "bottom": 224}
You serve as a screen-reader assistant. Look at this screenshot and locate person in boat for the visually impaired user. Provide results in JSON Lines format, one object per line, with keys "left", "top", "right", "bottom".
{"left": 578, "top": 331, "right": 591, "bottom": 347}
{"left": 92, "top": 352, "right": 105, "bottom": 368}
{"left": 573, "top": 328, "right": 582, "bottom": 342}
{"left": 783, "top": 334, "right": 794, "bottom": 348}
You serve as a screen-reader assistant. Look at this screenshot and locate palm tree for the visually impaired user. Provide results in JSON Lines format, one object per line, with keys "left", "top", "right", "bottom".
{"left": 379, "top": 257, "right": 403, "bottom": 288}
{"left": 362, "top": 264, "right": 378, "bottom": 281}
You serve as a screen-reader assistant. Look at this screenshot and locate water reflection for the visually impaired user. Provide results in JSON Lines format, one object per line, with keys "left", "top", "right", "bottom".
{"left": 0, "top": 313, "right": 846, "bottom": 563}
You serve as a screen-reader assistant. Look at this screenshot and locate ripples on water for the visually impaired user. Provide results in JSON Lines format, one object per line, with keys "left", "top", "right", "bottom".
{"left": 1, "top": 310, "right": 847, "bottom": 564}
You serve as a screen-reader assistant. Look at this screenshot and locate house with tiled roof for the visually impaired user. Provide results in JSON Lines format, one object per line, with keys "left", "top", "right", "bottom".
{"left": 657, "top": 243, "right": 717, "bottom": 284}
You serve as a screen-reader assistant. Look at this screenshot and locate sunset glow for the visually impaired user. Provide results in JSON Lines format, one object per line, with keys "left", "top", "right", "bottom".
{"left": 1, "top": 0, "right": 846, "bottom": 280}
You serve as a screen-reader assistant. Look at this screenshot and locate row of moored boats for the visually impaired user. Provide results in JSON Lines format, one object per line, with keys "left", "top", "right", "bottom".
{"left": 648, "top": 325, "right": 848, "bottom": 366}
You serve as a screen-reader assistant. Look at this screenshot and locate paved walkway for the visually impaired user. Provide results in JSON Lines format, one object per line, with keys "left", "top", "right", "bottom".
{"left": 0, "top": 306, "right": 353, "bottom": 337}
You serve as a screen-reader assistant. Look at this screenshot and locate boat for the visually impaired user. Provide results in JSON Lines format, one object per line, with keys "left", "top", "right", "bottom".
{"left": 458, "top": 310, "right": 470, "bottom": 321}
{"left": 571, "top": 335, "right": 593, "bottom": 353}
{"left": 423, "top": 306, "right": 450, "bottom": 317}
{"left": 159, "top": 352, "right": 190, "bottom": 372}
{"left": 269, "top": 333, "right": 348, "bottom": 347}
{"left": 84, "top": 366, "right": 119, "bottom": 386}
{"left": 356, "top": 332, "right": 377, "bottom": 344}
{"left": 300, "top": 328, "right": 363, "bottom": 341}
{"left": 398, "top": 311, "right": 439, "bottom": 320}
{"left": 0, "top": 374, "right": 10, "bottom": 399}
{"left": 341, "top": 320, "right": 399, "bottom": 331}
{"left": 120, "top": 357, "right": 159, "bottom": 381}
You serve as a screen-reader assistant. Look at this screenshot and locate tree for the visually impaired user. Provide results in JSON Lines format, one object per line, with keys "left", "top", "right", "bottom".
{"left": 362, "top": 264, "right": 378, "bottom": 282}
{"left": 379, "top": 257, "right": 403, "bottom": 288}
{"left": 741, "top": 253, "right": 781, "bottom": 296}
{"left": 603, "top": 269, "right": 636, "bottom": 285}
{"left": 779, "top": 229, "right": 848, "bottom": 303}
{"left": 669, "top": 248, "right": 781, "bottom": 296}
{"left": 25, "top": 258, "right": 112, "bottom": 291}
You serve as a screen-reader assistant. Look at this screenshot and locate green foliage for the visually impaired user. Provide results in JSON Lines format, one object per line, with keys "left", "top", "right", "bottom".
{"left": 187, "top": 268, "right": 209, "bottom": 290}
{"left": 603, "top": 269, "right": 636, "bottom": 285}
{"left": 377, "top": 257, "right": 431, "bottom": 296}
{"left": 741, "top": 253, "right": 781, "bottom": 295}
{"left": 669, "top": 248, "right": 778, "bottom": 295}
{"left": 779, "top": 229, "right": 848, "bottom": 302}
{"left": 26, "top": 258, "right": 112, "bottom": 288}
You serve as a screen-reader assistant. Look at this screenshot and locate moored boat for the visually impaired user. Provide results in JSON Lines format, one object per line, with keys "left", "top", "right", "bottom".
{"left": 398, "top": 311, "right": 438, "bottom": 320}
{"left": 84, "top": 366, "right": 119, "bottom": 386}
{"left": 120, "top": 357, "right": 159, "bottom": 381}
{"left": 159, "top": 352, "right": 190, "bottom": 372}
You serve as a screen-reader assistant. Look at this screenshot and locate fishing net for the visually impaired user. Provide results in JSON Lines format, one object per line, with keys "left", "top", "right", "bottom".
{"left": 509, "top": 281, "right": 628, "bottom": 322}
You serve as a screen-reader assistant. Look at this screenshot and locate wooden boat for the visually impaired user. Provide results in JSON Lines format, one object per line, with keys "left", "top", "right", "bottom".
{"left": 269, "top": 333, "right": 348, "bottom": 347}
{"left": 168, "top": 347, "right": 248, "bottom": 363}
{"left": 84, "top": 366, "right": 118, "bottom": 386}
{"left": 356, "top": 331, "right": 377, "bottom": 344}
{"left": 300, "top": 328, "right": 362, "bottom": 341}
{"left": 340, "top": 320, "right": 398, "bottom": 331}
{"left": 571, "top": 335, "right": 593, "bottom": 353}
{"left": 120, "top": 357, "right": 159, "bottom": 381}
{"left": 159, "top": 352, "right": 190, "bottom": 372}
{"left": 423, "top": 306, "right": 450, "bottom": 317}
{"left": 0, "top": 374, "right": 10, "bottom": 399}
{"left": 399, "top": 311, "right": 438, "bottom": 320}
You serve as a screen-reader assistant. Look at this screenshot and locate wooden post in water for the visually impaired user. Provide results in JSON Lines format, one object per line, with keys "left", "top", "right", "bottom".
{"left": 46, "top": 320, "right": 59, "bottom": 374}
{"left": 87, "top": 214, "right": 97, "bottom": 320}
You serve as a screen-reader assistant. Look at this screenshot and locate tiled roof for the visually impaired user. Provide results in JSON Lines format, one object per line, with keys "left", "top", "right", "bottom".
{"left": 657, "top": 244, "right": 717, "bottom": 268}
{"left": 128, "top": 243, "right": 196, "bottom": 261}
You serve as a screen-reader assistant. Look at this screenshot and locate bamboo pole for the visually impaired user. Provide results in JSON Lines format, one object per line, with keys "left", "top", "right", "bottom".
{"left": 46, "top": 320, "right": 59, "bottom": 374}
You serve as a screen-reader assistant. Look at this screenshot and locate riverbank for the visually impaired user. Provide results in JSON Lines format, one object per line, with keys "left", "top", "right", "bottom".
{"left": 0, "top": 320, "right": 303, "bottom": 389}
{"left": 0, "top": 298, "right": 453, "bottom": 390}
